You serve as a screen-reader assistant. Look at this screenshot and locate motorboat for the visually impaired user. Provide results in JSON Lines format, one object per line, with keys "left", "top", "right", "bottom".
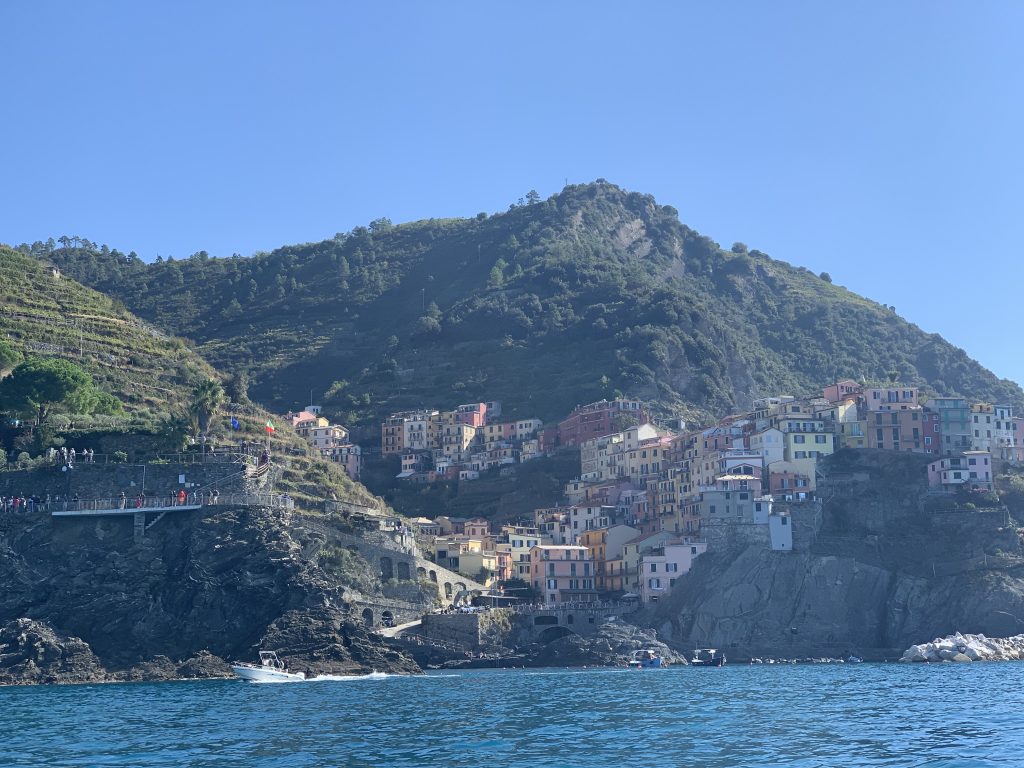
{"left": 231, "top": 651, "right": 305, "bottom": 683}
{"left": 689, "top": 648, "right": 725, "bottom": 667}
{"left": 627, "top": 649, "right": 664, "bottom": 669}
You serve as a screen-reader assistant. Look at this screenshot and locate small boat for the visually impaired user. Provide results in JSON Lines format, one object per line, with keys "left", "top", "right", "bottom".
{"left": 689, "top": 648, "right": 725, "bottom": 667}
{"left": 846, "top": 655, "right": 863, "bottom": 664}
{"left": 231, "top": 651, "right": 305, "bottom": 683}
{"left": 627, "top": 649, "right": 664, "bottom": 669}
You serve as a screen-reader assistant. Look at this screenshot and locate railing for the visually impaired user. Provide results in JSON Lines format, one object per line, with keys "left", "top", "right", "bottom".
{"left": 3, "top": 492, "right": 296, "bottom": 515}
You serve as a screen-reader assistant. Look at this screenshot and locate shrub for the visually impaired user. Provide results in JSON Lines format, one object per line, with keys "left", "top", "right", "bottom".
{"left": 112, "top": 451, "right": 128, "bottom": 463}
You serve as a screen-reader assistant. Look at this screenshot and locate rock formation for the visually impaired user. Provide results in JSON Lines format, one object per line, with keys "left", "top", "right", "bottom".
{"left": 901, "top": 632, "right": 1024, "bottom": 662}
{"left": 0, "top": 501, "right": 424, "bottom": 684}
{"left": 649, "top": 450, "right": 1024, "bottom": 660}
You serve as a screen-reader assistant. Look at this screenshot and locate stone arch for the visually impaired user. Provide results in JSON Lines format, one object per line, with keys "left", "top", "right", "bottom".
{"left": 397, "top": 561, "right": 411, "bottom": 580}
{"left": 417, "top": 566, "right": 426, "bottom": 579}
{"left": 567, "top": 614, "right": 575, "bottom": 625}
{"left": 444, "top": 582, "right": 453, "bottom": 599}
{"left": 361, "top": 608, "right": 374, "bottom": 628}
{"left": 454, "top": 581, "right": 466, "bottom": 594}
{"left": 429, "top": 570, "right": 437, "bottom": 583}
{"left": 537, "top": 626, "right": 576, "bottom": 643}
{"left": 381, "top": 610, "right": 395, "bottom": 628}
{"left": 380, "top": 556, "right": 394, "bottom": 580}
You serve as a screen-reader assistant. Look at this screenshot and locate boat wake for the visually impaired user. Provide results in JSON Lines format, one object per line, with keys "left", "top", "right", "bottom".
{"left": 308, "top": 671, "right": 396, "bottom": 682}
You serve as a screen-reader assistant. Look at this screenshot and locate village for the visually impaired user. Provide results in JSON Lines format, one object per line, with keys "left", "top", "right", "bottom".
{"left": 279, "top": 381, "right": 1020, "bottom": 610}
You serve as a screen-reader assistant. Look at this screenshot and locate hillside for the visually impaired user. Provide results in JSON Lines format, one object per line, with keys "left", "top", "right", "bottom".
{"left": 25, "top": 182, "right": 1023, "bottom": 430}
{"left": 0, "top": 246, "right": 374, "bottom": 506}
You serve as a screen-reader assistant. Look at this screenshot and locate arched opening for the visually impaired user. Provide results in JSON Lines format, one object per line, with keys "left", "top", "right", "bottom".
{"left": 455, "top": 581, "right": 466, "bottom": 594}
{"left": 567, "top": 614, "right": 575, "bottom": 625}
{"left": 429, "top": 570, "right": 437, "bottom": 583}
{"left": 361, "top": 608, "right": 374, "bottom": 627}
{"left": 417, "top": 566, "right": 426, "bottom": 579}
{"left": 380, "top": 556, "right": 393, "bottom": 580}
{"left": 397, "top": 561, "right": 411, "bottom": 580}
{"left": 537, "top": 626, "right": 576, "bottom": 643}
{"left": 444, "top": 582, "right": 453, "bottom": 599}
{"left": 381, "top": 610, "right": 395, "bottom": 628}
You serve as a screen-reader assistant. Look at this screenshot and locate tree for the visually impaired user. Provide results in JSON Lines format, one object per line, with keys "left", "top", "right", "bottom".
{"left": 0, "top": 339, "right": 20, "bottom": 374}
{"left": 731, "top": 242, "right": 749, "bottom": 254}
{"left": 189, "top": 378, "right": 225, "bottom": 435}
{"left": 819, "top": 272, "right": 832, "bottom": 283}
{"left": 224, "top": 371, "right": 250, "bottom": 404}
{"left": 526, "top": 189, "right": 541, "bottom": 205}
{"left": 0, "top": 358, "right": 110, "bottom": 423}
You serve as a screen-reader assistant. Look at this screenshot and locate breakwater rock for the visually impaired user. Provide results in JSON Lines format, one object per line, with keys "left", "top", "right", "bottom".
{"left": 900, "top": 632, "right": 1024, "bottom": 663}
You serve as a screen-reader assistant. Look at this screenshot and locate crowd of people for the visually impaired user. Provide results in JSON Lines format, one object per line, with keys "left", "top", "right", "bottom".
{"left": 47, "top": 447, "right": 97, "bottom": 467}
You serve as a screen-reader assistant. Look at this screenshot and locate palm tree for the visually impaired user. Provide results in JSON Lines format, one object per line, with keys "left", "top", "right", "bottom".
{"left": 190, "top": 378, "right": 225, "bottom": 437}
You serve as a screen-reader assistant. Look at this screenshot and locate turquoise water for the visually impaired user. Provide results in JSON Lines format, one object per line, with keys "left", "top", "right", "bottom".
{"left": 1, "top": 664, "right": 1020, "bottom": 767}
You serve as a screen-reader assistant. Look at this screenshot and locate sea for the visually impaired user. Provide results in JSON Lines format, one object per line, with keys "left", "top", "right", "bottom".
{"left": 1, "top": 663, "right": 1019, "bottom": 767}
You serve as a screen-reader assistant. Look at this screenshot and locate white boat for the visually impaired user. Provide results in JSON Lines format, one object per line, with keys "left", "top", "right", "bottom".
{"left": 231, "top": 651, "right": 305, "bottom": 683}
{"left": 626, "top": 649, "right": 664, "bottom": 669}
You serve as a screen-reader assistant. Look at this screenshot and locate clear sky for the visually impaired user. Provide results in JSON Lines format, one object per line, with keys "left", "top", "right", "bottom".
{"left": 2, "top": 2, "right": 1022, "bottom": 385}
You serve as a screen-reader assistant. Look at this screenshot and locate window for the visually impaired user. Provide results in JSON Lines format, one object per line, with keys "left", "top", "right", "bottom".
{"left": 925, "top": 436, "right": 932, "bottom": 445}
{"left": 691, "top": 547, "right": 698, "bottom": 554}
{"left": 782, "top": 517, "right": 789, "bottom": 526}
{"left": 815, "top": 434, "right": 827, "bottom": 444}
{"left": 650, "top": 563, "right": 657, "bottom": 573}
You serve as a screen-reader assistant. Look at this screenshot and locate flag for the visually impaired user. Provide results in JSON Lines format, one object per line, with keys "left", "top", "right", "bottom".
{"left": 230, "top": 417, "right": 241, "bottom": 430}
{"left": 265, "top": 420, "right": 275, "bottom": 434}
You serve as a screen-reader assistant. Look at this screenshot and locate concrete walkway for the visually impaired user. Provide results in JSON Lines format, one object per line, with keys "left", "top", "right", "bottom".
{"left": 375, "top": 619, "right": 423, "bottom": 638}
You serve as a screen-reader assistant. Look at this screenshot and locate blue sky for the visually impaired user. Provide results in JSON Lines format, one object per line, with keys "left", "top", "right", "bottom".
{"left": 2, "top": 2, "right": 1022, "bottom": 385}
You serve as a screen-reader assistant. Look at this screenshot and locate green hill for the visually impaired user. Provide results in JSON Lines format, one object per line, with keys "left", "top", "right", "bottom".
{"left": 0, "top": 246, "right": 375, "bottom": 506}
{"left": 24, "top": 182, "right": 1023, "bottom": 430}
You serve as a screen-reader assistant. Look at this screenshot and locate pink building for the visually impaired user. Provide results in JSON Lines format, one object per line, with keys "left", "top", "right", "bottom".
{"left": 863, "top": 386, "right": 919, "bottom": 411}
{"left": 639, "top": 540, "right": 708, "bottom": 603}
{"left": 453, "top": 402, "right": 487, "bottom": 428}
{"left": 557, "top": 399, "right": 648, "bottom": 447}
{"left": 529, "top": 545, "right": 597, "bottom": 605}
{"left": 823, "top": 379, "right": 862, "bottom": 404}
{"left": 867, "top": 407, "right": 927, "bottom": 451}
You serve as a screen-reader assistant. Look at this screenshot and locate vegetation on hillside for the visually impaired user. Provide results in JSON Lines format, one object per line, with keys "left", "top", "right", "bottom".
{"left": 0, "top": 246, "right": 376, "bottom": 508}
{"left": 20, "top": 182, "right": 1024, "bottom": 433}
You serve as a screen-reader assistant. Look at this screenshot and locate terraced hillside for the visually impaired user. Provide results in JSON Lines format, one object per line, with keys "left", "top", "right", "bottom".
{"left": 0, "top": 246, "right": 376, "bottom": 507}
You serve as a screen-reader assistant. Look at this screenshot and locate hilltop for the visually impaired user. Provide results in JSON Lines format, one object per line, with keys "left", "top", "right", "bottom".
{"left": 26, "top": 182, "right": 1024, "bottom": 431}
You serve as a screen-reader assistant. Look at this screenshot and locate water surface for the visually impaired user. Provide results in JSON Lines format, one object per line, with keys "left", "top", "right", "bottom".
{"left": 1, "top": 663, "right": 1018, "bottom": 766}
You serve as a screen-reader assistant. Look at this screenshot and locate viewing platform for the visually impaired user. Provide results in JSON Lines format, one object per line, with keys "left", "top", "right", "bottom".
{"left": 41, "top": 494, "right": 296, "bottom": 544}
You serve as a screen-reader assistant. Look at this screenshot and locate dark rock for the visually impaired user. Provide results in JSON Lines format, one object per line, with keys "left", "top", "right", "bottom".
{"left": 521, "top": 622, "right": 687, "bottom": 667}
{"left": 0, "top": 618, "right": 108, "bottom": 685}
{"left": 258, "top": 608, "right": 421, "bottom": 677}
{"left": 0, "top": 503, "right": 430, "bottom": 684}
{"left": 176, "top": 650, "right": 233, "bottom": 679}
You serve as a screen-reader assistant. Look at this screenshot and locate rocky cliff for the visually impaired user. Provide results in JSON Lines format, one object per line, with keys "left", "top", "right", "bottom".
{"left": 649, "top": 450, "right": 1024, "bottom": 660}
{"left": 0, "top": 501, "right": 424, "bottom": 684}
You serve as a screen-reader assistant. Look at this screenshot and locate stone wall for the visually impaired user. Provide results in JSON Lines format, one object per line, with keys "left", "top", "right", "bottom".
{"left": 701, "top": 520, "right": 770, "bottom": 553}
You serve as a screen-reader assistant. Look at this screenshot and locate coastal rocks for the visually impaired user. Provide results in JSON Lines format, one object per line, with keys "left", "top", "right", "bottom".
{"left": 0, "top": 619, "right": 107, "bottom": 685}
{"left": 257, "top": 607, "right": 420, "bottom": 677}
{"left": 900, "top": 632, "right": 1024, "bottom": 663}
{"left": 522, "top": 622, "right": 686, "bottom": 668}
{"left": 0, "top": 501, "right": 430, "bottom": 684}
